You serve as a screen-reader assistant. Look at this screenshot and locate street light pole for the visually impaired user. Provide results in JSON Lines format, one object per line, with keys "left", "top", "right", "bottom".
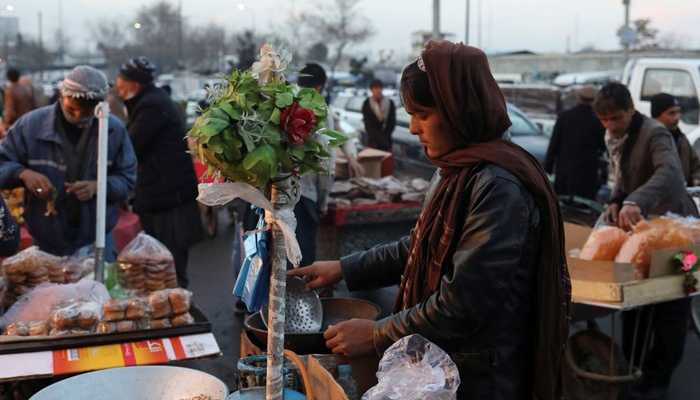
{"left": 178, "top": 0, "right": 183, "bottom": 63}
{"left": 432, "top": 0, "right": 440, "bottom": 41}
{"left": 623, "top": 0, "right": 630, "bottom": 64}
{"left": 465, "top": 0, "right": 470, "bottom": 45}
{"left": 38, "top": 12, "right": 44, "bottom": 81}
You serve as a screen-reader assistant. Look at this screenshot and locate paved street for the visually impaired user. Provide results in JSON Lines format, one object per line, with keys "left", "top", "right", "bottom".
{"left": 181, "top": 210, "right": 700, "bottom": 398}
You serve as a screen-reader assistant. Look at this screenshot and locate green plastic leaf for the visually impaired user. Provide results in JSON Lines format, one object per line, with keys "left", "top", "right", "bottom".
{"left": 211, "top": 108, "right": 230, "bottom": 121}
{"left": 220, "top": 101, "right": 241, "bottom": 120}
{"left": 239, "top": 130, "right": 256, "bottom": 152}
{"left": 270, "top": 108, "right": 281, "bottom": 125}
{"left": 242, "top": 144, "right": 278, "bottom": 178}
{"left": 298, "top": 88, "right": 327, "bottom": 110}
{"left": 275, "top": 92, "right": 294, "bottom": 108}
{"left": 200, "top": 118, "right": 229, "bottom": 137}
{"left": 291, "top": 146, "right": 306, "bottom": 160}
{"left": 237, "top": 80, "right": 257, "bottom": 94}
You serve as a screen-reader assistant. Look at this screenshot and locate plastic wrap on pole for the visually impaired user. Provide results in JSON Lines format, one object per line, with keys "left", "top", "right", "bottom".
{"left": 265, "top": 174, "right": 299, "bottom": 400}
{"left": 197, "top": 182, "right": 301, "bottom": 267}
{"left": 94, "top": 102, "right": 110, "bottom": 283}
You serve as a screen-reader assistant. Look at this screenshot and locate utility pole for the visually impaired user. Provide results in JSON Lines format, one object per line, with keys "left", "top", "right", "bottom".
{"left": 465, "top": 0, "right": 470, "bottom": 45}
{"left": 477, "top": 0, "right": 482, "bottom": 48}
{"left": 178, "top": 0, "right": 183, "bottom": 65}
{"left": 432, "top": 0, "right": 440, "bottom": 41}
{"left": 58, "top": 0, "right": 64, "bottom": 64}
{"left": 38, "top": 12, "right": 44, "bottom": 81}
{"left": 623, "top": 0, "right": 630, "bottom": 64}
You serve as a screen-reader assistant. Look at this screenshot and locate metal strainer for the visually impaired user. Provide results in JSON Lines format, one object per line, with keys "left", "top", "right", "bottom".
{"left": 261, "top": 276, "right": 323, "bottom": 333}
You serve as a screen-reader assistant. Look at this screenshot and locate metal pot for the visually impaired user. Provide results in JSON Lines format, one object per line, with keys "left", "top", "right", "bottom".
{"left": 244, "top": 297, "right": 381, "bottom": 355}
{"left": 30, "top": 366, "right": 229, "bottom": 400}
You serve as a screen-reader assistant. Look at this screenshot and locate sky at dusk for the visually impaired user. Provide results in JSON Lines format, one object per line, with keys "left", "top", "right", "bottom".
{"left": 6, "top": 0, "right": 700, "bottom": 59}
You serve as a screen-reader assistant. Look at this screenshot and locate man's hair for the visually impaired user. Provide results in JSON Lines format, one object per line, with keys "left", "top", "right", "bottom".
{"left": 161, "top": 84, "right": 172, "bottom": 96}
{"left": 6, "top": 69, "right": 20, "bottom": 83}
{"left": 594, "top": 82, "right": 633, "bottom": 115}
{"left": 298, "top": 63, "right": 327, "bottom": 89}
{"left": 370, "top": 79, "right": 384, "bottom": 89}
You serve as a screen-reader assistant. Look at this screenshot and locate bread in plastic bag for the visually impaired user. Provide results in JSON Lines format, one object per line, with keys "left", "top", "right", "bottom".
{"left": 148, "top": 288, "right": 193, "bottom": 319}
{"left": 580, "top": 226, "right": 628, "bottom": 261}
{"left": 171, "top": 312, "right": 194, "bottom": 327}
{"left": 1, "top": 246, "right": 62, "bottom": 308}
{"left": 62, "top": 255, "right": 95, "bottom": 284}
{"left": 362, "top": 334, "right": 460, "bottom": 400}
{"left": 615, "top": 225, "right": 663, "bottom": 280}
{"left": 5, "top": 322, "right": 29, "bottom": 336}
{"left": 0, "top": 280, "right": 110, "bottom": 331}
{"left": 51, "top": 300, "right": 102, "bottom": 331}
{"left": 117, "top": 232, "right": 178, "bottom": 294}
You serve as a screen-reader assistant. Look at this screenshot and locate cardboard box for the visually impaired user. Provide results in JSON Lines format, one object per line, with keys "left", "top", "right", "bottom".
{"left": 565, "top": 222, "right": 700, "bottom": 306}
{"left": 335, "top": 148, "right": 392, "bottom": 179}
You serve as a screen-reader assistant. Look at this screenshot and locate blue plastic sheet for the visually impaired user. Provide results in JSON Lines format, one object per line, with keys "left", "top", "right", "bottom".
{"left": 233, "top": 209, "right": 271, "bottom": 313}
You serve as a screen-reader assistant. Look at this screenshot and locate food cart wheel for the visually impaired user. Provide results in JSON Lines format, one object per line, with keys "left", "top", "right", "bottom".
{"left": 563, "top": 330, "right": 629, "bottom": 400}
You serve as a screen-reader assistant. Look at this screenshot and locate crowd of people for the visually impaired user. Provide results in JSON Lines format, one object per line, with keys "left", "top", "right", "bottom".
{"left": 1, "top": 40, "right": 699, "bottom": 400}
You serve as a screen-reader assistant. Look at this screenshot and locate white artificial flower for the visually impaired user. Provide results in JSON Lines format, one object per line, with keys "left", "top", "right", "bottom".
{"left": 252, "top": 43, "right": 293, "bottom": 85}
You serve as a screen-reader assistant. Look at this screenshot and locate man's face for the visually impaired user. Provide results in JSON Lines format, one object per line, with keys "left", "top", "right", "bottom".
{"left": 61, "top": 96, "right": 93, "bottom": 121}
{"left": 371, "top": 86, "right": 383, "bottom": 100}
{"left": 657, "top": 105, "right": 682, "bottom": 131}
{"left": 116, "top": 77, "right": 140, "bottom": 100}
{"left": 598, "top": 106, "right": 635, "bottom": 138}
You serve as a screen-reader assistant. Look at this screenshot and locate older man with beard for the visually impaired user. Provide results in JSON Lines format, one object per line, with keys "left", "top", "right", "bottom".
{"left": 116, "top": 56, "right": 204, "bottom": 288}
{"left": 0, "top": 66, "right": 137, "bottom": 259}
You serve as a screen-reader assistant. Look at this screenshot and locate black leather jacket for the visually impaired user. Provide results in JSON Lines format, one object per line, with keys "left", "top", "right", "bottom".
{"left": 341, "top": 163, "right": 542, "bottom": 400}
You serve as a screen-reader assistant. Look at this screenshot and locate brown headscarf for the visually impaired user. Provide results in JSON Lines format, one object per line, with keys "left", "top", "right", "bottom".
{"left": 394, "top": 41, "right": 571, "bottom": 400}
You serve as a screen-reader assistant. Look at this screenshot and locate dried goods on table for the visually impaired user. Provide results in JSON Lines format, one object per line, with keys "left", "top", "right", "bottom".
{"left": 330, "top": 176, "right": 430, "bottom": 207}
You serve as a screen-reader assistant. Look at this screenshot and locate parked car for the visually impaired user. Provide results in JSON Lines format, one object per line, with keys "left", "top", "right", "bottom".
{"left": 392, "top": 103, "right": 550, "bottom": 179}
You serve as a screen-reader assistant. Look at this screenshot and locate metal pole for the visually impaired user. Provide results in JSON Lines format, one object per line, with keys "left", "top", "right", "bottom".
{"left": 623, "top": 0, "right": 630, "bottom": 64}
{"left": 432, "top": 0, "right": 440, "bottom": 40}
{"left": 38, "top": 12, "right": 44, "bottom": 81}
{"left": 465, "top": 0, "right": 470, "bottom": 45}
{"left": 58, "top": 0, "right": 64, "bottom": 63}
{"left": 477, "top": 0, "right": 482, "bottom": 48}
{"left": 265, "top": 174, "right": 299, "bottom": 400}
{"left": 94, "top": 102, "right": 110, "bottom": 283}
{"left": 178, "top": 0, "right": 183, "bottom": 61}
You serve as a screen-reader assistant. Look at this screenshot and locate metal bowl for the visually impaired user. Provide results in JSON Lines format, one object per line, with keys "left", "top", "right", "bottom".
{"left": 30, "top": 366, "right": 229, "bottom": 400}
{"left": 244, "top": 297, "right": 381, "bottom": 355}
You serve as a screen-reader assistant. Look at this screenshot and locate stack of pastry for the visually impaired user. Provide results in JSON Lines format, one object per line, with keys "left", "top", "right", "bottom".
{"left": 117, "top": 233, "right": 178, "bottom": 294}
{"left": 97, "top": 298, "right": 152, "bottom": 333}
{"left": 1, "top": 247, "right": 62, "bottom": 308}
{"left": 148, "top": 289, "right": 195, "bottom": 329}
{"left": 4, "top": 321, "right": 50, "bottom": 336}
{"left": 49, "top": 300, "right": 101, "bottom": 336}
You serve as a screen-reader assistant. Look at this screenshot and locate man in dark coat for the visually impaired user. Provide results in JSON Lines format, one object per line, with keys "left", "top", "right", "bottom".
{"left": 4, "top": 69, "right": 35, "bottom": 128}
{"left": 651, "top": 92, "right": 700, "bottom": 187}
{"left": 117, "top": 56, "right": 204, "bottom": 288}
{"left": 597, "top": 82, "right": 694, "bottom": 400}
{"left": 361, "top": 79, "right": 396, "bottom": 151}
{"left": 544, "top": 86, "right": 605, "bottom": 199}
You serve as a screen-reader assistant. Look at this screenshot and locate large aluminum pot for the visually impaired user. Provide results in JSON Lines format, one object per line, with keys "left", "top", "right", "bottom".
{"left": 30, "top": 366, "right": 228, "bottom": 400}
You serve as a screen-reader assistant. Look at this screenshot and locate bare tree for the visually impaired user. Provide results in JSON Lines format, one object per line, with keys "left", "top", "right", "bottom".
{"left": 93, "top": 19, "right": 132, "bottom": 70}
{"left": 658, "top": 32, "right": 693, "bottom": 51}
{"left": 186, "top": 25, "right": 227, "bottom": 73}
{"left": 130, "top": 1, "right": 182, "bottom": 72}
{"left": 307, "top": 42, "right": 329, "bottom": 63}
{"left": 618, "top": 18, "right": 659, "bottom": 52}
{"left": 302, "top": 0, "right": 374, "bottom": 76}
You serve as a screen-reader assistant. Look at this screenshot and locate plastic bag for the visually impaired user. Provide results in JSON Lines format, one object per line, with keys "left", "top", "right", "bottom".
{"left": 50, "top": 300, "right": 102, "bottom": 331}
{"left": 616, "top": 223, "right": 663, "bottom": 280}
{"left": 117, "top": 232, "right": 178, "bottom": 293}
{"left": 1, "top": 246, "right": 63, "bottom": 307}
{"left": 62, "top": 255, "right": 95, "bottom": 284}
{"left": 362, "top": 334, "right": 460, "bottom": 400}
{"left": 578, "top": 214, "right": 627, "bottom": 261}
{"left": 0, "top": 280, "right": 110, "bottom": 330}
{"left": 233, "top": 212, "right": 271, "bottom": 313}
{"left": 148, "top": 288, "right": 193, "bottom": 319}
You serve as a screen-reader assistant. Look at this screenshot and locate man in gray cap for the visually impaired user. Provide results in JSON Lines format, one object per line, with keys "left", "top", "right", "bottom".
{"left": 544, "top": 85, "right": 606, "bottom": 200}
{"left": 117, "top": 56, "right": 203, "bottom": 288}
{"left": 0, "top": 65, "right": 137, "bottom": 258}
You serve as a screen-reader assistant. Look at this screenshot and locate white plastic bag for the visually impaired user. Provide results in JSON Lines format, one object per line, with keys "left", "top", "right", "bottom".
{"left": 362, "top": 334, "right": 460, "bottom": 400}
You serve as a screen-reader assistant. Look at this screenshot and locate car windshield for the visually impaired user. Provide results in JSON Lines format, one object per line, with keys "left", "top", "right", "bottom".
{"left": 507, "top": 107, "right": 541, "bottom": 136}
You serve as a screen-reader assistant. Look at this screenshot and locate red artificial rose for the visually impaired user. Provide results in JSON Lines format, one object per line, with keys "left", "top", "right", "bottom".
{"left": 281, "top": 103, "right": 317, "bottom": 146}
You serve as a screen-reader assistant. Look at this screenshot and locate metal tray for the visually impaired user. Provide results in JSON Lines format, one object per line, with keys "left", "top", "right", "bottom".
{"left": 0, "top": 304, "right": 212, "bottom": 355}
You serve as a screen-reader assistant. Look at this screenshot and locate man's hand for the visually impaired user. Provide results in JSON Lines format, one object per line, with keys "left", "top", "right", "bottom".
{"left": 19, "top": 169, "right": 53, "bottom": 200}
{"left": 618, "top": 204, "right": 642, "bottom": 231}
{"left": 605, "top": 203, "right": 619, "bottom": 226}
{"left": 324, "top": 319, "right": 375, "bottom": 357}
{"left": 65, "top": 181, "right": 97, "bottom": 201}
{"left": 287, "top": 260, "right": 343, "bottom": 291}
{"left": 347, "top": 157, "right": 365, "bottom": 178}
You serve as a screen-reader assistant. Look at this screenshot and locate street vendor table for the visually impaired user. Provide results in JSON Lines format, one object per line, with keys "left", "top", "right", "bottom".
{"left": 0, "top": 333, "right": 220, "bottom": 383}
{"left": 317, "top": 202, "right": 422, "bottom": 260}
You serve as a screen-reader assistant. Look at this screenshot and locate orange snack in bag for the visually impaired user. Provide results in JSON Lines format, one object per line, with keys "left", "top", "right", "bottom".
{"left": 579, "top": 226, "right": 629, "bottom": 261}
{"left": 615, "top": 228, "right": 663, "bottom": 280}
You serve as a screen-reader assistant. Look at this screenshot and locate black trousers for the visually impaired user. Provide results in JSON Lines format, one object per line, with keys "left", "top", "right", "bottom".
{"left": 622, "top": 298, "right": 691, "bottom": 389}
{"left": 293, "top": 196, "right": 319, "bottom": 268}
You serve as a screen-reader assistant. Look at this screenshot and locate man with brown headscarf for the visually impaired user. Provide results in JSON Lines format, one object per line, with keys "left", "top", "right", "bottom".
{"left": 290, "top": 41, "right": 571, "bottom": 400}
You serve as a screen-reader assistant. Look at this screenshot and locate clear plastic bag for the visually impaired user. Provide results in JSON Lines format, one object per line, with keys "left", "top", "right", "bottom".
{"left": 0, "top": 280, "right": 110, "bottom": 331}
{"left": 362, "top": 334, "right": 460, "bottom": 400}
{"left": 51, "top": 300, "right": 102, "bottom": 331}
{"left": 117, "top": 232, "right": 178, "bottom": 293}
{"left": 1, "top": 246, "right": 63, "bottom": 307}
{"left": 579, "top": 214, "right": 628, "bottom": 261}
{"left": 148, "top": 288, "right": 193, "bottom": 319}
